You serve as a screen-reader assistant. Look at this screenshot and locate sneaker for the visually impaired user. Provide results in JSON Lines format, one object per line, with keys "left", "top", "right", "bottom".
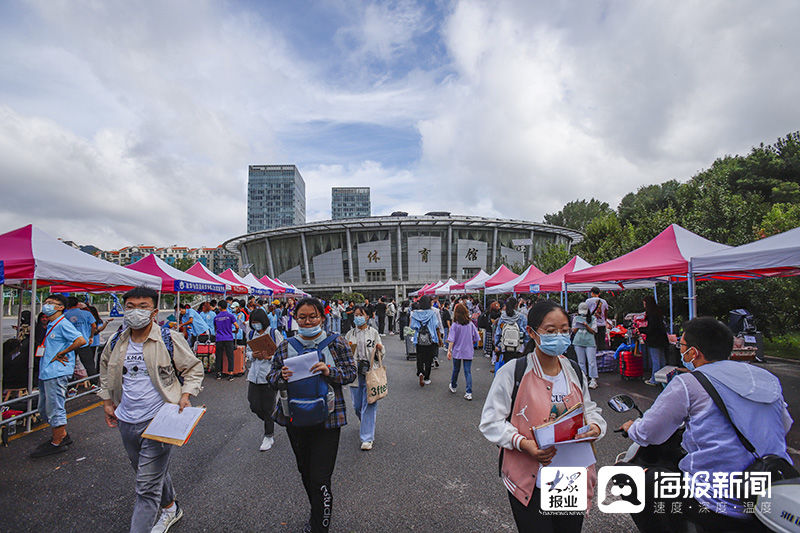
{"left": 360, "top": 441, "right": 373, "bottom": 451}
{"left": 448, "top": 384, "right": 457, "bottom": 393}
{"left": 419, "top": 374, "right": 425, "bottom": 387}
{"left": 464, "top": 393, "right": 473, "bottom": 401}
{"left": 215, "top": 373, "right": 222, "bottom": 380}
{"left": 433, "top": 358, "right": 440, "bottom": 368}
{"left": 589, "top": 378, "right": 598, "bottom": 389}
{"left": 61, "top": 433, "right": 74, "bottom": 446}
{"left": 30, "top": 439, "right": 69, "bottom": 458}
{"left": 259, "top": 435, "right": 274, "bottom": 451}
{"left": 644, "top": 379, "right": 658, "bottom": 386}
{"left": 151, "top": 502, "right": 183, "bottom": 533}
{"left": 227, "top": 375, "right": 235, "bottom": 382}
{"left": 424, "top": 379, "right": 432, "bottom": 385}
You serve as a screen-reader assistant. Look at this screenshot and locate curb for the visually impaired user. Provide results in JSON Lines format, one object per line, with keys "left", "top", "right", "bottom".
{"left": 764, "top": 356, "right": 800, "bottom": 366}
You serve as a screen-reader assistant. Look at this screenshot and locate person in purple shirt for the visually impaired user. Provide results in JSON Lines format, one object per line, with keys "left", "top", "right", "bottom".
{"left": 213, "top": 301, "right": 239, "bottom": 381}
{"left": 620, "top": 317, "right": 793, "bottom": 532}
{"left": 446, "top": 303, "right": 480, "bottom": 401}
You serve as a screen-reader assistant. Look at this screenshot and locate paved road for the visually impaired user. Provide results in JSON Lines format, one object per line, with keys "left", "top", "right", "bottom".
{"left": 2, "top": 333, "right": 798, "bottom": 532}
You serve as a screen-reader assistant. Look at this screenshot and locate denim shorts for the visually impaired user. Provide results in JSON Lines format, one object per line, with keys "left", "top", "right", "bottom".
{"left": 39, "top": 375, "right": 70, "bottom": 427}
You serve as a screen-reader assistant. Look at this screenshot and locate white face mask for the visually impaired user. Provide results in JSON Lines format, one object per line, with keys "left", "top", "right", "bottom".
{"left": 124, "top": 308, "right": 154, "bottom": 330}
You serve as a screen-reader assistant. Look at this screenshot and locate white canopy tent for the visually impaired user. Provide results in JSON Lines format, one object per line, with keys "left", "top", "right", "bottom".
{"left": 434, "top": 278, "right": 459, "bottom": 295}
{"left": 691, "top": 226, "right": 800, "bottom": 280}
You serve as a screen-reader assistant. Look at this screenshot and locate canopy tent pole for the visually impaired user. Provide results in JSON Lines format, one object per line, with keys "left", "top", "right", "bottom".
{"left": 653, "top": 286, "right": 658, "bottom": 303}
{"left": 668, "top": 281, "right": 674, "bottom": 334}
{"left": 26, "top": 279, "right": 38, "bottom": 432}
{"left": 687, "top": 266, "right": 697, "bottom": 320}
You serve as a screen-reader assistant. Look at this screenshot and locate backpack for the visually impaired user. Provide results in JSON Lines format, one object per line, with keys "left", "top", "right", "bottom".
{"left": 477, "top": 311, "right": 490, "bottom": 330}
{"left": 109, "top": 325, "right": 183, "bottom": 385}
{"left": 285, "top": 335, "right": 339, "bottom": 427}
{"left": 499, "top": 356, "right": 585, "bottom": 475}
{"left": 500, "top": 321, "right": 521, "bottom": 350}
{"left": 416, "top": 320, "right": 433, "bottom": 346}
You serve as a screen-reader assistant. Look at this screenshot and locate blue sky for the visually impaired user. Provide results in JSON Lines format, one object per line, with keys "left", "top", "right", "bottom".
{"left": 1, "top": 1, "right": 799, "bottom": 249}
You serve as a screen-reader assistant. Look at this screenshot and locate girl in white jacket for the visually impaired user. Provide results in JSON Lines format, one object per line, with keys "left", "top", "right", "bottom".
{"left": 344, "top": 306, "right": 384, "bottom": 450}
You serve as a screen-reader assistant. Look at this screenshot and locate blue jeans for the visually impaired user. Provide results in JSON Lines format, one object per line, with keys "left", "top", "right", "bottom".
{"left": 648, "top": 345, "right": 665, "bottom": 381}
{"left": 119, "top": 419, "right": 176, "bottom": 533}
{"left": 38, "top": 376, "right": 69, "bottom": 427}
{"left": 574, "top": 345, "right": 598, "bottom": 379}
{"left": 330, "top": 316, "right": 341, "bottom": 334}
{"left": 450, "top": 359, "right": 472, "bottom": 393}
{"left": 350, "top": 374, "right": 377, "bottom": 443}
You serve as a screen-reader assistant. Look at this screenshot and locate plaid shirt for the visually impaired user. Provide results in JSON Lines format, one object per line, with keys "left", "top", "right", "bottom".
{"left": 267, "top": 333, "right": 356, "bottom": 429}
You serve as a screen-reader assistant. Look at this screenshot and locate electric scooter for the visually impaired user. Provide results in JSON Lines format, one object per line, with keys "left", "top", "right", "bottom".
{"left": 607, "top": 394, "right": 800, "bottom": 533}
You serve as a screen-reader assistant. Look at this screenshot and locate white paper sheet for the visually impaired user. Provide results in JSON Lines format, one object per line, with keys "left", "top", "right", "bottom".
{"left": 285, "top": 351, "right": 323, "bottom": 382}
{"left": 143, "top": 404, "right": 205, "bottom": 442}
{"left": 545, "top": 441, "right": 596, "bottom": 468}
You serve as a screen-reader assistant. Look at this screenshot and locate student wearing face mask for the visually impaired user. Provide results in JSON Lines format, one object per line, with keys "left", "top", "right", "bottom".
{"left": 29, "top": 294, "right": 87, "bottom": 458}
{"left": 344, "top": 306, "right": 383, "bottom": 450}
{"left": 480, "top": 300, "right": 605, "bottom": 533}
{"left": 246, "top": 308, "right": 283, "bottom": 451}
{"left": 267, "top": 298, "right": 356, "bottom": 533}
{"left": 98, "top": 287, "right": 204, "bottom": 533}
{"left": 620, "top": 317, "right": 794, "bottom": 532}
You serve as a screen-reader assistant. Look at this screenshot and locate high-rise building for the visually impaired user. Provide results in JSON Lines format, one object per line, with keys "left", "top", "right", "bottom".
{"left": 247, "top": 165, "right": 306, "bottom": 232}
{"left": 331, "top": 187, "right": 371, "bottom": 220}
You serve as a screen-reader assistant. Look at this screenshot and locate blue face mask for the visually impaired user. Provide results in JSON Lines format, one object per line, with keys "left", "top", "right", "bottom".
{"left": 354, "top": 316, "right": 367, "bottom": 327}
{"left": 299, "top": 325, "right": 322, "bottom": 338}
{"left": 681, "top": 348, "right": 697, "bottom": 371}
{"left": 252, "top": 323, "right": 263, "bottom": 331}
{"left": 536, "top": 332, "right": 571, "bottom": 357}
{"left": 42, "top": 304, "right": 58, "bottom": 316}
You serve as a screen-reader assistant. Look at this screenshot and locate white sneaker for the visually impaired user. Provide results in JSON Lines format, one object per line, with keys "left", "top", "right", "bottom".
{"left": 589, "top": 378, "right": 598, "bottom": 389}
{"left": 151, "top": 502, "right": 183, "bottom": 533}
{"left": 360, "top": 441, "right": 373, "bottom": 450}
{"left": 423, "top": 379, "right": 432, "bottom": 385}
{"left": 464, "top": 393, "right": 473, "bottom": 401}
{"left": 259, "top": 435, "right": 274, "bottom": 451}
{"left": 448, "top": 384, "right": 457, "bottom": 393}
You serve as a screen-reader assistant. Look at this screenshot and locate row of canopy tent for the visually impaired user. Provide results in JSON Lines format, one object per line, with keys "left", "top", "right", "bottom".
{"left": 410, "top": 223, "right": 800, "bottom": 323}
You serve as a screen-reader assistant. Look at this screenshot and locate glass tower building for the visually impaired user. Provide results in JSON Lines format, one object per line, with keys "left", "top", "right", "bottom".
{"left": 331, "top": 187, "right": 371, "bottom": 220}
{"left": 247, "top": 165, "right": 306, "bottom": 232}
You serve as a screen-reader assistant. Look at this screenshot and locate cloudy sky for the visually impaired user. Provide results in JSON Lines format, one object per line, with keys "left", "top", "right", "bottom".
{"left": 1, "top": 0, "right": 798, "bottom": 249}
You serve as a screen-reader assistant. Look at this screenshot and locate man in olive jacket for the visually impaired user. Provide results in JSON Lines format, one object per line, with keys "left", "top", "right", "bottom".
{"left": 98, "top": 287, "right": 204, "bottom": 533}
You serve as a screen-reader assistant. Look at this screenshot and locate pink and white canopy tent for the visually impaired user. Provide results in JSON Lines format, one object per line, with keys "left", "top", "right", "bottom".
{"left": 242, "top": 273, "right": 276, "bottom": 296}
{"left": 419, "top": 280, "right": 445, "bottom": 296}
{"left": 564, "top": 224, "right": 730, "bottom": 320}
{"left": 434, "top": 278, "right": 459, "bottom": 295}
{"left": 258, "top": 275, "right": 287, "bottom": 295}
{"left": 186, "top": 262, "right": 249, "bottom": 294}
{"left": 485, "top": 264, "right": 546, "bottom": 295}
{"left": 0, "top": 225, "right": 161, "bottom": 291}
{"left": 526, "top": 256, "right": 655, "bottom": 293}
{"left": 483, "top": 265, "right": 522, "bottom": 290}
{"left": 409, "top": 282, "right": 436, "bottom": 297}
{"left": 218, "top": 269, "right": 271, "bottom": 296}
{"left": 449, "top": 270, "right": 491, "bottom": 293}
{"left": 127, "top": 254, "right": 225, "bottom": 294}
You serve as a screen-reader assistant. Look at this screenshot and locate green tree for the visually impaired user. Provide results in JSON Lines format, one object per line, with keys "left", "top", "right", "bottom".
{"left": 544, "top": 199, "right": 613, "bottom": 232}
{"left": 534, "top": 243, "right": 572, "bottom": 274}
{"left": 173, "top": 257, "right": 195, "bottom": 271}
{"left": 757, "top": 203, "right": 800, "bottom": 237}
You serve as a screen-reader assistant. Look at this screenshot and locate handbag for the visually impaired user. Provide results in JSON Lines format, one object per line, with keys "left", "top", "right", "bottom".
{"left": 691, "top": 371, "right": 799, "bottom": 504}
{"left": 365, "top": 345, "right": 388, "bottom": 404}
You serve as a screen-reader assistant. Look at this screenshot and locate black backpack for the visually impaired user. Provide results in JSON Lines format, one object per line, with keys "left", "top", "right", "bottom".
{"left": 416, "top": 320, "right": 433, "bottom": 346}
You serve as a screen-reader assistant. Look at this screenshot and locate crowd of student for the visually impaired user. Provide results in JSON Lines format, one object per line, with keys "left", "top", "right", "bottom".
{"left": 15, "top": 285, "right": 796, "bottom": 533}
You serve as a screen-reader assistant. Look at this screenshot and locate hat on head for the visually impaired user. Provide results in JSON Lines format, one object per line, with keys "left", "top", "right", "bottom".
{"left": 578, "top": 302, "right": 589, "bottom": 314}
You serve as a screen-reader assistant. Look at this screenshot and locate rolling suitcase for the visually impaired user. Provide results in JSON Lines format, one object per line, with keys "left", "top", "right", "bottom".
{"left": 223, "top": 346, "right": 246, "bottom": 376}
{"left": 619, "top": 350, "right": 643, "bottom": 380}
{"left": 195, "top": 342, "right": 216, "bottom": 373}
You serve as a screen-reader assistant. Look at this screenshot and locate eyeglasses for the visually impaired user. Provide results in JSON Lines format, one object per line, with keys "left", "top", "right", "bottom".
{"left": 296, "top": 314, "right": 321, "bottom": 324}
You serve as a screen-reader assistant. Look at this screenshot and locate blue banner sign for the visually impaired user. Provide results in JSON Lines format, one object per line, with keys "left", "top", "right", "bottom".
{"left": 173, "top": 279, "right": 225, "bottom": 293}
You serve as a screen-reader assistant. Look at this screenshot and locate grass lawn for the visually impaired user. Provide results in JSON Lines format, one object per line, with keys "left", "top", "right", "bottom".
{"left": 764, "top": 332, "right": 800, "bottom": 360}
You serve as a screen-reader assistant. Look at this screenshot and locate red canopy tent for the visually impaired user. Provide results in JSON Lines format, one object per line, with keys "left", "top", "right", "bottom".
{"left": 420, "top": 280, "right": 445, "bottom": 296}
{"left": 186, "top": 262, "right": 249, "bottom": 294}
{"left": 449, "top": 269, "right": 490, "bottom": 293}
{"left": 258, "top": 275, "right": 287, "bottom": 295}
{"left": 218, "top": 269, "right": 271, "bottom": 296}
{"left": 127, "top": 254, "right": 225, "bottom": 294}
{"left": 485, "top": 264, "right": 546, "bottom": 294}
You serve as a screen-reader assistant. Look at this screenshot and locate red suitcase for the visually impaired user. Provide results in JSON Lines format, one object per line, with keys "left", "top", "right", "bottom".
{"left": 223, "top": 346, "right": 246, "bottom": 376}
{"left": 619, "top": 350, "right": 643, "bottom": 380}
{"left": 195, "top": 343, "right": 215, "bottom": 373}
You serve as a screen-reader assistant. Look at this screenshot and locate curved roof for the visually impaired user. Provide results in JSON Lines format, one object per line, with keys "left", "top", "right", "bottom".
{"left": 223, "top": 214, "right": 583, "bottom": 254}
